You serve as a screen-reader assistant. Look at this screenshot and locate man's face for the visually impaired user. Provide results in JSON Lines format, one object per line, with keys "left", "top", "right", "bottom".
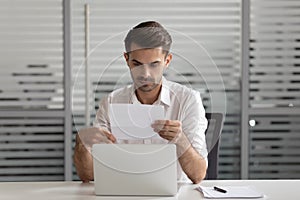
{"left": 124, "top": 43, "right": 172, "bottom": 92}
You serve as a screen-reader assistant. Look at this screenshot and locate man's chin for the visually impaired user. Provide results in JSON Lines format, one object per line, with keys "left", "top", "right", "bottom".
{"left": 137, "top": 84, "right": 156, "bottom": 92}
{"left": 138, "top": 86, "right": 154, "bottom": 92}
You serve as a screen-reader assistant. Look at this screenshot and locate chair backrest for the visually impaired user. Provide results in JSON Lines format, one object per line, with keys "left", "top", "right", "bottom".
{"left": 204, "top": 112, "right": 224, "bottom": 180}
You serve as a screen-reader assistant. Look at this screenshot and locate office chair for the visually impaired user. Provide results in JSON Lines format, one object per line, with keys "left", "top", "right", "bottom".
{"left": 204, "top": 112, "right": 224, "bottom": 180}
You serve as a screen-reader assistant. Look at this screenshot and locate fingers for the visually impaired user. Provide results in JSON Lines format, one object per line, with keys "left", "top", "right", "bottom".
{"left": 152, "top": 120, "right": 181, "bottom": 132}
{"left": 77, "top": 127, "right": 116, "bottom": 147}
{"left": 153, "top": 126, "right": 179, "bottom": 133}
{"left": 153, "top": 120, "right": 181, "bottom": 127}
{"left": 159, "top": 135, "right": 174, "bottom": 141}
{"left": 100, "top": 128, "right": 117, "bottom": 143}
{"left": 152, "top": 120, "right": 182, "bottom": 142}
{"left": 156, "top": 129, "right": 180, "bottom": 140}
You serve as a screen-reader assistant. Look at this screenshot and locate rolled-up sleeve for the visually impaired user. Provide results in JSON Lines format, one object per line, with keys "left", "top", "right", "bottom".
{"left": 181, "top": 90, "right": 208, "bottom": 163}
{"left": 93, "top": 96, "right": 111, "bottom": 132}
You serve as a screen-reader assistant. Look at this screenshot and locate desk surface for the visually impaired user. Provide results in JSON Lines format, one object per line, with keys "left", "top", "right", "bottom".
{"left": 0, "top": 180, "right": 299, "bottom": 200}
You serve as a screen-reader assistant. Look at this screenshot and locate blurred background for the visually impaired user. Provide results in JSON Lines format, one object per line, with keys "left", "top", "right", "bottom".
{"left": 0, "top": 0, "right": 299, "bottom": 181}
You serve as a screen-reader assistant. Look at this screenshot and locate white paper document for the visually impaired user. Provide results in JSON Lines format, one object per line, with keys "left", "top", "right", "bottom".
{"left": 108, "top": 104, "right": 164, "bottom": 140}
{"left": 196, "top": 186, "right": 264, "bottom": 199}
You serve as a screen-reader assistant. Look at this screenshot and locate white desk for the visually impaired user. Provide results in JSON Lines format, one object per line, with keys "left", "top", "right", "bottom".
{"left": 0, "top": 180, "right": 299, "bottom": 200}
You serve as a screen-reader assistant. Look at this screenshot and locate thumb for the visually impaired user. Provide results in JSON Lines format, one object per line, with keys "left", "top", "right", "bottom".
{"left": 100, "top": 128, "right": 117, "bottom": 143}
{"left": 107, "top": 134, "right": 116, "bottom": 143}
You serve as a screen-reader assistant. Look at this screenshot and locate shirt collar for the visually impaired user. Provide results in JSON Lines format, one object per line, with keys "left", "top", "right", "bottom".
{"left": 129, "top": 77, "right": 170, "bottom": 107}
{"left": 159, "top": 77, "right": 171, "bottom": 106}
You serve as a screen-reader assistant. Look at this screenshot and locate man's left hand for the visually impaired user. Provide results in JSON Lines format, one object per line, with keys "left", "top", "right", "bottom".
{"left": 151, "top": 120, "right": 183, "bottom": 143}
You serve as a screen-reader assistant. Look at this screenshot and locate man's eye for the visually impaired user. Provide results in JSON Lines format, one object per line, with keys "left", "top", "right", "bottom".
{"left": 150, "top": 63, "right": 159, "bottom": 67}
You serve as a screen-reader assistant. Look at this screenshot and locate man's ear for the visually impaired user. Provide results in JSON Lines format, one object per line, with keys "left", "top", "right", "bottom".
{"left": 164, "top": 53, "right": 172, "bottom": 69}
{"left": 124, "top": 52, "right": 130, "bottom": 67}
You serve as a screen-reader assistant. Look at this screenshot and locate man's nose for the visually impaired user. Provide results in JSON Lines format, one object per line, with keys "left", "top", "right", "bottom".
{"left": 139, "top": 65, "right": 151, "bottom": 77}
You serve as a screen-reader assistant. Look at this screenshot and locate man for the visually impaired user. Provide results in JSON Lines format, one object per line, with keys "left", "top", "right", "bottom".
{"left": 74, "top": 21, "right": 208, "bottom": 184}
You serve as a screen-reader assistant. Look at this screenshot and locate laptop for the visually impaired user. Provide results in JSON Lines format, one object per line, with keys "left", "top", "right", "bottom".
{"left": 92, "top": 144, "right": 177, "bottom": 196}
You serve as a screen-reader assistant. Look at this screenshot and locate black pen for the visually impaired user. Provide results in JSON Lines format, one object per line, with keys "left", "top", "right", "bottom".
{"left": 213, "top": 186, "right": 227, "bottom": 193}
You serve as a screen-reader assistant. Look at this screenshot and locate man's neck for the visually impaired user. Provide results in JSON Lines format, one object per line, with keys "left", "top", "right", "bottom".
{"left": 135, "top": 85, "right": 162, "bottom": 105}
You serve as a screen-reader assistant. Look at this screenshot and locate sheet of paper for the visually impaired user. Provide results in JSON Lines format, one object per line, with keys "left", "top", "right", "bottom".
{"left": 108, "top": 104, "right": 164, "bottom": 140}
{"left": 196, "top": 186, "right": 264, "bottom": 199}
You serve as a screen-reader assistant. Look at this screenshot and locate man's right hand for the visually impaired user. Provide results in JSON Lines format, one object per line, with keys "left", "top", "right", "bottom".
{"left": 73, "top": 127, "right": 116, "bottom": 182}
{"left": 77, "top": 127, "right": 116, "bottom": 151}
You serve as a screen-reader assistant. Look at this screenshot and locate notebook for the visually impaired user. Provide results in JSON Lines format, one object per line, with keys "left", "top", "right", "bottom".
{"left": 92, "top": 144, "right": 178, "bottom": 196}
{"left": 196, "top": 186, "right": 264, "bottom": 199}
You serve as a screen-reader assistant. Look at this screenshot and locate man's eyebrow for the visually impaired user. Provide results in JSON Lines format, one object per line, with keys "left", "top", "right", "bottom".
{"left": 151, "top": 60, "right": 161, "bottom": 64}
{"left": 131, "top": 59, "right": 161, "bottom": 65}
{"left": 131, "top": 59, "right": 143, "bottom": 64}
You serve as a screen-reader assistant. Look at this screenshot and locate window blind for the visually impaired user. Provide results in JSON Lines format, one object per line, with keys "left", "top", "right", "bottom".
{"left": 0, "top": 0, "right": 64, "bottom": 181}
{"left": 1, "top": 0, "right": 299, "bottom": 181}
{"left": 249, "top": 0, "right": 300, "bottom": 179}
{"left": 72, "top": 0, "right": 241, "bottom": 179}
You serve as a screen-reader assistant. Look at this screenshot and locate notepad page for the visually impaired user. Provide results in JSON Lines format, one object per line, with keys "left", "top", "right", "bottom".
{"left": 109, "top": 104, "right": 164, "bottom": 140}
{"left": 197, "top": 186, "right": 264, "bottom": 199}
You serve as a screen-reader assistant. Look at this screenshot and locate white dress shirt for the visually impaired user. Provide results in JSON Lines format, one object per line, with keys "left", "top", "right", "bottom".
{"left": 94, "top": 77, "right": 208, "bottom": 182}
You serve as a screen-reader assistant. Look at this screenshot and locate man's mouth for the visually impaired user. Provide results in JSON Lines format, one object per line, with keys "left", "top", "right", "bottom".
{"left": 139, "top": 80, "right": 151, "bottom": 85}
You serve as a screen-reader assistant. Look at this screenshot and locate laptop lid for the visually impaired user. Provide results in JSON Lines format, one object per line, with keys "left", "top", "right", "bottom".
{"left": 92, "top": 144, "right": 177, "bottom": 196}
